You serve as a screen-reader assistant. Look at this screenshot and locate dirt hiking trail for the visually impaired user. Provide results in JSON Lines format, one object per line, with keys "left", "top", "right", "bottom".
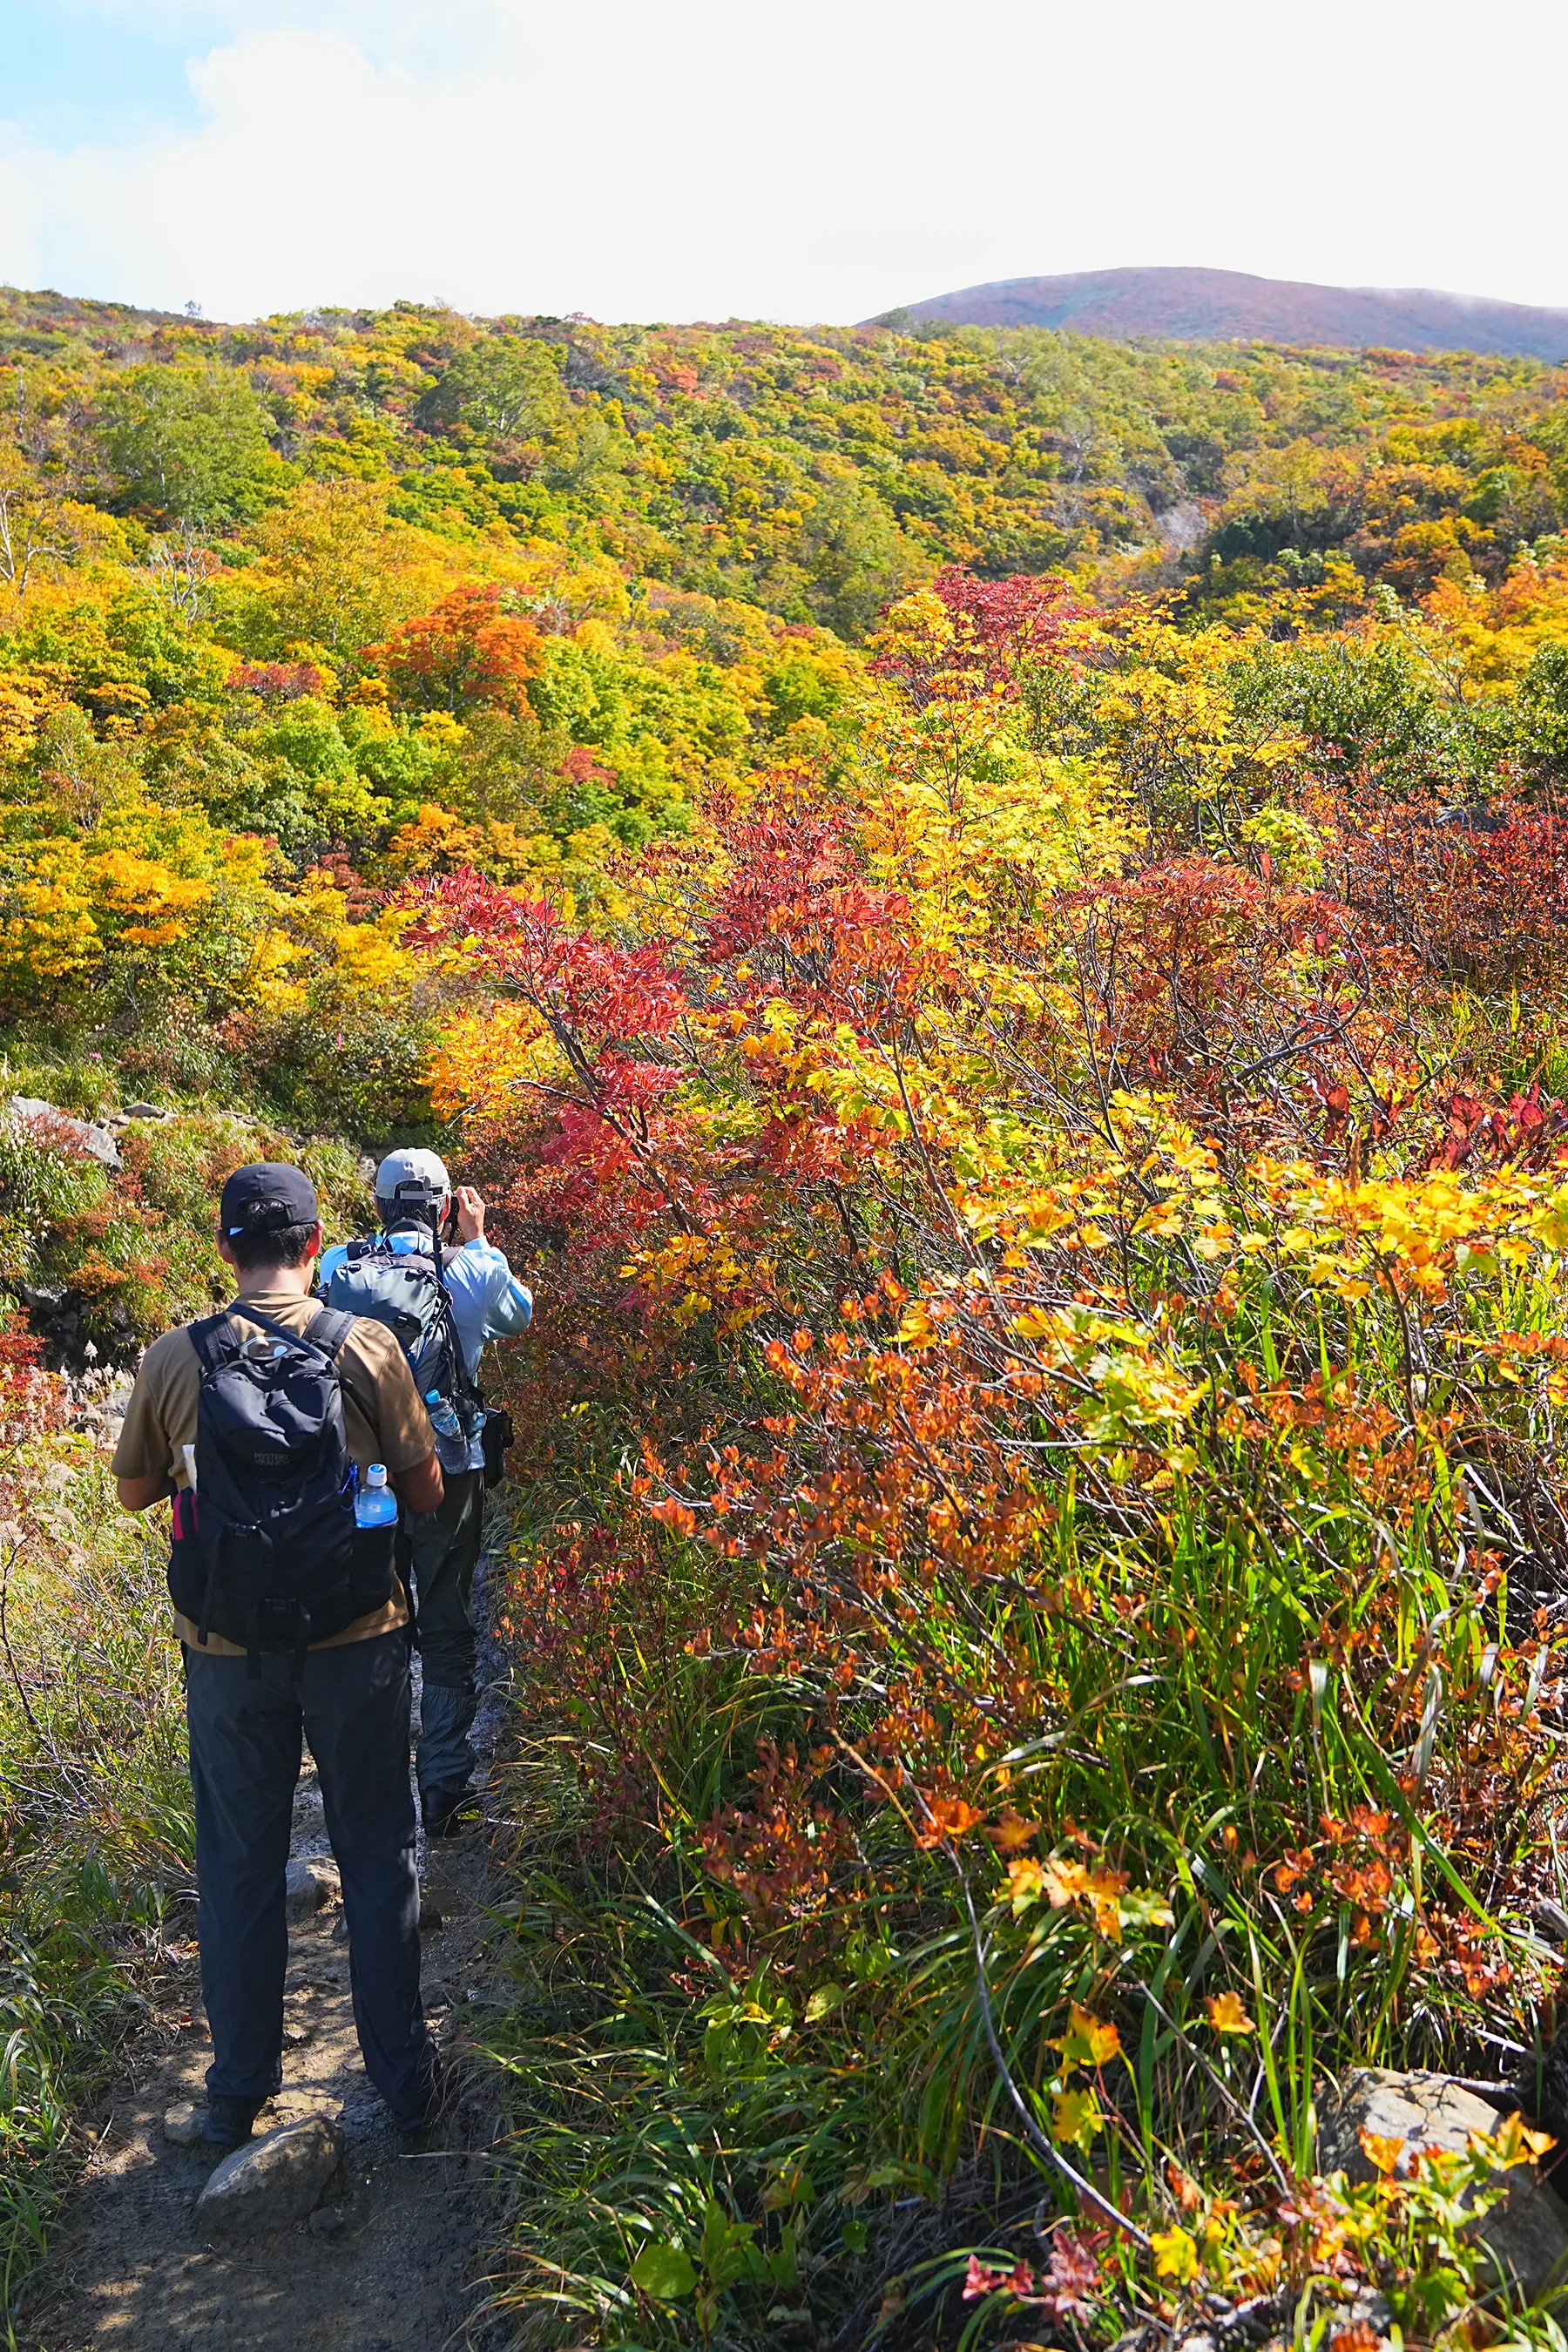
{"left": 19, "top": 1609, "right": 517, "bottom": 2352}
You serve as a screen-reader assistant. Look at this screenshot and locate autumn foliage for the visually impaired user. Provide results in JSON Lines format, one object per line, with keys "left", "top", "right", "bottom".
{"left": 6, "top": 283, "right": 1568, "bottom": 2344}
{"left": 412, "top": 565, "right": 1568, "bottom": 2342}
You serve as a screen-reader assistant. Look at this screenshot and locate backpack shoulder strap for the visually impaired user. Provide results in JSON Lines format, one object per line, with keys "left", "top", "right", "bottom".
{"left": 302, "top": 1307, "right": 355, "bottom": 1362}
{"left": 207, "top": 1301, "right": 355, "bottom": 1366}
{"left": 188, "top": 1311, "right": 241, "bottom": 1375}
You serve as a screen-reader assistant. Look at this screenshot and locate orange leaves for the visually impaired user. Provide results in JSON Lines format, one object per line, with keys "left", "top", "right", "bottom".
{"left": 700, "top": 1740, "right": 860, "bottom": 1934}
{"left": 367, "top": 581, "right": 542, "bottom": 718}
{"left": 648, "top": 1497, "right": 699, "bottom": 1537}
{"left": 1357, "top": 2126, "right": 1407, "bottom": 2177}
{"left": 914, "top": 1793, "right": 983, "bottom": 1848}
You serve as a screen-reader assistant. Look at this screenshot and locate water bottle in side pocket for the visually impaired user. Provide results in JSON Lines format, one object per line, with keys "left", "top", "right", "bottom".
{"left": 355, "top": 1463, "right": 398, "bottom": 1529}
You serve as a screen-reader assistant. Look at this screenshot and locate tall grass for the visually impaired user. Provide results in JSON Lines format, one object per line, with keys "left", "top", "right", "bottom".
{"left": 0, "top": 1439, "right": 192, "bottom": 2338}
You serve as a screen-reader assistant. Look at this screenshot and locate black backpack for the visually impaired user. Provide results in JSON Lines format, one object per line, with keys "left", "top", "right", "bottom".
{"left": 168, "top": 1304, "right": 397, "bottom": 1674}
{"left": 324, "top": 1241, "right": 483, "bottom": 1475}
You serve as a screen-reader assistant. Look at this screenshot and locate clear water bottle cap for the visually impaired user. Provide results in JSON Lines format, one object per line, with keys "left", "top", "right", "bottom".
{"left": 365, "top": 1463, "right": 389, "bottom": 1489}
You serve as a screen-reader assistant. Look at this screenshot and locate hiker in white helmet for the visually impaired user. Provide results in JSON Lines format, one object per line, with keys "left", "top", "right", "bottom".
{"left": 319, "top": 1149, "right": 531, "bottom": 1834}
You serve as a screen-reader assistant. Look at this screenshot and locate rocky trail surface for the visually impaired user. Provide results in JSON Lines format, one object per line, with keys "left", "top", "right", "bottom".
{"left": 17, "top": 1638, "right": 516, "bottom": 2352}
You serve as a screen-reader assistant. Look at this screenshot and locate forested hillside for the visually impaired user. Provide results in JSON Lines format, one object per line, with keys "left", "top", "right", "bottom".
{"left": 6, "top": 286, "right": 1568, "bottom": 2350}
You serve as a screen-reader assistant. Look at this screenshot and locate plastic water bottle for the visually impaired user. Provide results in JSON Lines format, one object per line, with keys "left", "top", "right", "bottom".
{"left": 355, "top": 1463, "right": 398, "bottom": 1529}
{"left": 423, "top": 1388, "right": 463, "bottom": 1441}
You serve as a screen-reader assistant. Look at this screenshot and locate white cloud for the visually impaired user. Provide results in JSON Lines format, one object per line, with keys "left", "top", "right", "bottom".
{"left": 1, "top": 0, "right": 1566, "bottom": 324}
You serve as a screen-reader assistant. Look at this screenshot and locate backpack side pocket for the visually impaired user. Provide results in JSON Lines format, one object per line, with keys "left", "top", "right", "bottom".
{"left": 350, "top": 1518, "right": 398, "bottom": 1614}
{"left": 167, "top": 1486, "right": 204, "bottom": 1621}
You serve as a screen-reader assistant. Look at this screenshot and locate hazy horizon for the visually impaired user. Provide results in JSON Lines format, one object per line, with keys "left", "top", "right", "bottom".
{"left": 1, "top": 0, "right": 1565, "bottom": 327}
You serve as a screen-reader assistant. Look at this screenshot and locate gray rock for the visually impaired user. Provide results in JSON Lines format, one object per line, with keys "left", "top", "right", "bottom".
{"left": 195, "top": 2115, "right": 343, "bottom": 2238}
{"left": 421, "top": 1977, "right": 451, "bottom": 2011}
{"left": 163, "top": 2102, "right": 204, "bottom": 2147}
{"left": 1317, "top": 2069, "right": 1498, "bottom": 2182}
{"left": 419, "top": 1899, "right": 443, "bottom": 1932}
{"left": 284, "top": 1859, "right": 329, "bottom": 1918}
{"left": 9, "top": 1097, "right": 122, "bottom": 1171}
{"left": 308, "top": 2205, "right": 345, "bottom": 2240}
{"left": 1319, "top": 2069, "right": 1568, "bottom": 2301}
{"left": 121, "top": 1101, "right": 168, "bottom": 1120}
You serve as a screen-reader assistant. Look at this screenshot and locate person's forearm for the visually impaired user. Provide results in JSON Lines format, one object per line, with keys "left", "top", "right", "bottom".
{"left": 117, "top": 1472, "right": 173, "bottom": 1512}
{"left": 393, "top": 1452, "right": 444, "bottom": 1513}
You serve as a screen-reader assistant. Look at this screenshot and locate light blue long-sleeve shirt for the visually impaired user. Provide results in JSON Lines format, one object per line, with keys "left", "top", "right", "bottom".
{"left": 319, "top": 1230, "right": 532, "bottom": 1470}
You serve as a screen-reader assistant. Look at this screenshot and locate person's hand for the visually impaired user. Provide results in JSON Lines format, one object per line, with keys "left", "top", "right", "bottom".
{"left": 454, "top": 1185, "right": 486, "bottom": 1242}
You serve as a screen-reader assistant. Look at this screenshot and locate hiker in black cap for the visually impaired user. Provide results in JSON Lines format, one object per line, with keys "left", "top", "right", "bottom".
{"left": 113, "top": 1163, "right": 446, "bottom": 2146}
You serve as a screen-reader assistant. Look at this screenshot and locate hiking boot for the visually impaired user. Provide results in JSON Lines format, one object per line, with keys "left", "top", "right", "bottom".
{"left": 202, "top": 2095, "right": 264, "bottom": 2147}
{"left": 420, "top": 1780, "right": 479, "bottom": 1838}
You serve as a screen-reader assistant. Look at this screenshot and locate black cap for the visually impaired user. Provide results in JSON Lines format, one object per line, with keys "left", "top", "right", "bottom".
{"left": 219, "top": 1162, "right": 319, "bottom": 1238}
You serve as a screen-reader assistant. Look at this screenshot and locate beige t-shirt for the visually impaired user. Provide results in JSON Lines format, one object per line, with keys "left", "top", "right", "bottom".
{"left": 112, "top": 1288, "right": 436, "bottom": 1652}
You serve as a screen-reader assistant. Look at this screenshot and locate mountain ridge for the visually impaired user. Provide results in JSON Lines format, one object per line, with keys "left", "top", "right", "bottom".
{"left": 884, "top": 265, "right": 1568, "bottom": 362}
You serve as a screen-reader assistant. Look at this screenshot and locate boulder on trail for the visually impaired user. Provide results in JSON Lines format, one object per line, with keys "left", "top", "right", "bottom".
{"left": 195, "top": 2115, "right": 344, "bottom": 2239}
{"left": 1318, "top": 2069, "right": 1568, "bottom": 2300}
{"left": 285, "top": 1858, "right": 336, "bottom": 1916}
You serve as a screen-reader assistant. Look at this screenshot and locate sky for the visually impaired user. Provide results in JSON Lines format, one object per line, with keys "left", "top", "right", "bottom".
{"left": 0, "top": 0, "right": 1565, "bottom": 328}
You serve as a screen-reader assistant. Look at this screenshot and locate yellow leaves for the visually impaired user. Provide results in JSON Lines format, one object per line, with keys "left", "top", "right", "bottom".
{"left": 382, "top": 801, "right": 558, "bottom": 890}
{"left": 1205, "top": 1990, "right": 1254, "bottom": 2036}
{"left": 1151, "top": 2225, "right": 1200, "bottom": 2284}
{"left": 1004, "top": 1850, "right": 1172, "bottom": 1943}
{"left": 1286, "top": 1164, "right": 1568, "bottom": 1298}
{"left": 1051, "top": 2085, "right": 1105, "bottom": 2150}
{"left": 427, "top": 999, "right": 554, "bottom": 1123}
{"left": 620, "top": 1229, "right": 772, "bottom": 1334}
{"left": 86, "top": 848, "right": 211, "bottom": 946}
{"left": 0, "top": 668, "right": 67, "bottom": 764}
{"left": 331, "top": 915, "right": 415, "bottom": 994}
{"left": 239, "top": 923, "right": 307, "bottom": 1016}
{"left": 1011, "top": 1305, "right": 1059, "bottom": 1342}
{"left": 1474, "top": 2112, "right": 1555, "bottom": 2170}
{"left": 0, "top": 798, "right": 247, "bottom": 1005}
{"left": 1004, "top": 1856, "right": 1045, "bottom": 1914}
{"left": 1, "top": 863, "right": 98, "bottom": 981}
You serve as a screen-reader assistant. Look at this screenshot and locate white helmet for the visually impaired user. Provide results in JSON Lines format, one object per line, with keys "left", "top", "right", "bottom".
{"left": 375, "top": 1146, "right": 450, "bottom": 1225}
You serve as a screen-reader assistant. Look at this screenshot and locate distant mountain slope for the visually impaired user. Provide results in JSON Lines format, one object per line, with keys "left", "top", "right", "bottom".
{"left": 889, "top": 266, "right": 1568, "bottom": 362}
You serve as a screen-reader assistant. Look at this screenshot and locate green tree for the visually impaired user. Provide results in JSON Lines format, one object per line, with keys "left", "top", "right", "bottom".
{"left": 99, "top": 367, "right": 283, "bottom": 529}
{"left": 794, "top": 473, "right": 926, "bottom": 639}
{"left": 417, "top": 336, "right": 572, "bottom": 449}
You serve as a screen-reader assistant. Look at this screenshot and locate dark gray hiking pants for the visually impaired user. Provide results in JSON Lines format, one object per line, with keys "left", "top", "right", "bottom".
{"left": 396, "top": 1469, "right": 485, "bottom": 1797}
{"left": 183, "top": 1630, "right": 430, "bottom": 2120}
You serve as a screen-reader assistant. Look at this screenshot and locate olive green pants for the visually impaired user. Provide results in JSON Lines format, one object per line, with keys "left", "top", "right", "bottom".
{"left": 396, "top": 1469, "right": 484, "bottom": 1796}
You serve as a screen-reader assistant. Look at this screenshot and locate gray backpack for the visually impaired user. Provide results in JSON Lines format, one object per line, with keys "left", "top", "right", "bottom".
{"left": 324, "top": 1241, "right": 480, "bottom": 1472}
